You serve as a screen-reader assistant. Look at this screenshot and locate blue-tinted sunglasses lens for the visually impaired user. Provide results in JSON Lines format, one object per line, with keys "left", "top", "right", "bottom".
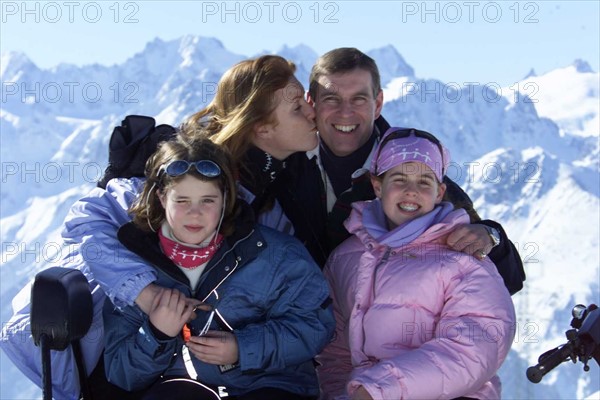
{"left": 164, "top": 160, "right": 221, "bottom": 178}
{"left": 165, "top": 160, "right": 191, "bottom": 176}
{"left": 195, "top": 161, "right": 221, "bottom": 178}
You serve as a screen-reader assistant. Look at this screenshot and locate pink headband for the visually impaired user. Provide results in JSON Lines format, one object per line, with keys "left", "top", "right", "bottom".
{"left": 370, "top": 128, "right": 450, "bottom": 182}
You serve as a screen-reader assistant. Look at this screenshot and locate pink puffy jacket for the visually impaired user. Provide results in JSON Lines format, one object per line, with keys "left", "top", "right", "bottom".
{"left": 317, "top": 202, "right": 516, "bottom": 400}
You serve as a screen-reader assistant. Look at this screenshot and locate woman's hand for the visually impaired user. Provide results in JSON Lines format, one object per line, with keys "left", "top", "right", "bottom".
{"left": 187, "top": 330, "right": 239, "bottom": 365}
{"left": 137, "top": 283, "right": 209, "bottom": 318}
{"left": 135, "top": 283, "right": 162, "bottom": 314}
{"left": 148, "top": 288, "right": 199, "bottom": 337}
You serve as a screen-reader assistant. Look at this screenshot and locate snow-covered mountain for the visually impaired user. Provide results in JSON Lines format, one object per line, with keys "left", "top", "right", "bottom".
{"left": 506, "top": 59, "right": 599, "bottom": 139}
{"left": 1, "top": 36, "right": 599, "bottom": 399}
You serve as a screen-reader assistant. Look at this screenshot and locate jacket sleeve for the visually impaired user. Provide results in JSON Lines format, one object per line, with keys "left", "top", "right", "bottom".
{"left": 316, "top": 257, "right": 354, "bottom": 400}
{"left": 102, "top": 298, "right": 179, "bottom": 391}
{"left": 234, "top": 240, "right": 335, "bottom": 372}
{"left": 443, "top": 177, "right": 526, "bottom": 295}
{"left": 61, "top": 177, "right": 157, "bottom": 307}
{"left": 0, "top": 262, "right": 106, "bottom": 400}
{"left": 476, "top": 219, "right": 525, "bottom": 295}
{"left": 327, "top": 171, "right": 374, "bottom": 253}
{"left": 347, "top": 258, "right": 516, "bottom": 400}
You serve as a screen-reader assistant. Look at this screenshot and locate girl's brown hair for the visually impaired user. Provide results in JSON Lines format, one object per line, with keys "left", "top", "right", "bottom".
{"left": 130, "top": 126, "right": 238, "bottom": 236}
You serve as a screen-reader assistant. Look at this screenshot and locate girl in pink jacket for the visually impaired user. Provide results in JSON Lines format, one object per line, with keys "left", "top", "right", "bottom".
{"left": 317, "top": 128, "right": 516, "bottom": 400}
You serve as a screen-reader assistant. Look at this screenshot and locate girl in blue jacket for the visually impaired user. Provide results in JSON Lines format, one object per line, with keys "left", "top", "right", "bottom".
{"left": 103, "top": 131, "right": 334, "bottom": 399}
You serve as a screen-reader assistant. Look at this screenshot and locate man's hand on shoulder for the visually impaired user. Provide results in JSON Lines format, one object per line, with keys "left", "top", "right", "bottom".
{"left": 446, "top": 223, "right": 499, "bottom": 260}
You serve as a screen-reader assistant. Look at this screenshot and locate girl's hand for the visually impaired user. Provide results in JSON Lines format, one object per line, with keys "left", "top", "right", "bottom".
{"left": 186, "top": 330, "right": 239, "bottom": 365}
{"left": 148, "top": 288, "right": 198, "bottom": 337}
{"left": 185, "top": 298, "right": 212, "bottom": 321}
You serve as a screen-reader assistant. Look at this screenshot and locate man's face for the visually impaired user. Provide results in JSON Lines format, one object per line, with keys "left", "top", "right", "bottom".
{"left": 312, "top": 69, "right": 383, "bottom": 157}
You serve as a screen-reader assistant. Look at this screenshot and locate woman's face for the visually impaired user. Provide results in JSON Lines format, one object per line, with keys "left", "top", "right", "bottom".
{"left": 158, "top": 174, "right": 224, "bottom": 245}
{"left": 254, "top": 77, "right": 318, "bottom": 160}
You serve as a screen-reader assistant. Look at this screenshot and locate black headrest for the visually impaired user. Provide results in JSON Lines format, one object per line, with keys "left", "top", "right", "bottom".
{"left": 30, "top": 268, "right": 93, "bottom": 351}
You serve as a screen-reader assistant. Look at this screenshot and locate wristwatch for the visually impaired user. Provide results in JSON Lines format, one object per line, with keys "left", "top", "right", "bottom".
{"left": 485, "top": 226, "right": 501, "bottom": 248}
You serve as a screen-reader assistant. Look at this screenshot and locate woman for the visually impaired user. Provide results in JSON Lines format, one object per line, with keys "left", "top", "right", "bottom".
{"left": 187, "top": 55, "right": 322, "bottom": 248}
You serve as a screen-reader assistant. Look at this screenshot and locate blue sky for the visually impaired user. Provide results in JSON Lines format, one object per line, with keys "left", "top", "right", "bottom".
{"left": 1, "top": 1, "right": 598, "bottom": 86}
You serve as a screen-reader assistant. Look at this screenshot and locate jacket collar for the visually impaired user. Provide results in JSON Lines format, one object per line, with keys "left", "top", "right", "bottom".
{"left": 306, "top": 115, "right": 390, "bottom": 211}
{"left": 346, "top": 200, "right": 470, "bottom": 251}
{"left": 117, "top": 222, "right": 187, "bottom": 284}
{"left": 117, "top": 200, "right": 265, "bottom": 298}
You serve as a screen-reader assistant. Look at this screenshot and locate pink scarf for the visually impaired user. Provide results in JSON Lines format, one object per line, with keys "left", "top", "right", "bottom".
{"left": 158, "top": 227, "right": 224, "bottom": 269}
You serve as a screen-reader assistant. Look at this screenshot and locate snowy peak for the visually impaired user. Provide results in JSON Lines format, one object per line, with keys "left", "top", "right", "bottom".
{"left": 276, "top": 43, "right": 318, "bottom": 66}
{"left": 1, "top": 35, "right": 247, "bottom": 120}
{"left": 125, "top": 36, "right": 181, "bottom": 77}
{"left": 462, "top": 147, "right": 560, "bottom": 219}
{"left": 368, "top": 45, "right": 415, "bottom": 85}
{"left": 274, "top": 44, "right": 319, "bottom": 86}
{"left": 505, "top": 59, "right": 599, "bottom": 138}
{"left": 123, "top": 35, "right": 240, "bottom": 78}
{"left": 175, "top": 35, "right": 241, "bottom": 71}
{"left": 179, "top": 34, "right": 226, "bottom": 52}
{"left": 523, "top": 68, "right": 537, "bottom": 80}
{"left": 381, "top": 74, "right": 591, "bottom": 168}
{"left": 0, "top": 51, "right": 39, "bottom": 81}
{"left": 573, "top": 58, "right": 594, "bottom": 73}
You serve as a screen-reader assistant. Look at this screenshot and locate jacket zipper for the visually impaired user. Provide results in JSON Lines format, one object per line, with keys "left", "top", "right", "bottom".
{"left": 193, "top": 228, "right": 255, "bottom": 299}
{"left": 373, "top": 247, "right": 392, "bottom": 297}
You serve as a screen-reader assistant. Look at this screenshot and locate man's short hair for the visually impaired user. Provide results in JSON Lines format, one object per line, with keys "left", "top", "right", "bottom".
{"left": 309, "top": 47, "right": 381, "bottom": 99}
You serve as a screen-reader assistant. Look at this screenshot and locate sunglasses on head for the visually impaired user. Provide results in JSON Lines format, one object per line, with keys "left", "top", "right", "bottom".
{"left": 159, "top": 160, "right": 222, "bottom": 179}
{"left": 373, "top": 128, "right": 445, "bottom": 176}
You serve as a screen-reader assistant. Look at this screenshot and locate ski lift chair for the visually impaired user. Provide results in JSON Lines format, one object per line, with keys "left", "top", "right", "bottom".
{"left": 30, "top": 267, "right": 141, "bottom": 400}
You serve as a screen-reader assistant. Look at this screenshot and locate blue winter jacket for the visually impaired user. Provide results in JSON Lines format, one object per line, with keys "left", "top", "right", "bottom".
{"left": 103, "top": 202, "right": 335, "bottom": 395}
{"left": 0, "top": 177, "right": 327, "bottom": 399}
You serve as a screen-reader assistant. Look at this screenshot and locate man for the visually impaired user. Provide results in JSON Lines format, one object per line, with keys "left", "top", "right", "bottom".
{"left": 290, "top": 47, "right": 524, "bottom": 294}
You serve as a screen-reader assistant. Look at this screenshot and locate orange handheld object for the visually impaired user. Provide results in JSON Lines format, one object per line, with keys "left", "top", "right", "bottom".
{"left": 182, "top": 323, "right": 192, "bottom": 342}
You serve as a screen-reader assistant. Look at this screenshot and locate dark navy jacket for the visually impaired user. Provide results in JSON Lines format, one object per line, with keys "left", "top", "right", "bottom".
{"left": 103, "top": 202, "right": 335, "bottom": 395}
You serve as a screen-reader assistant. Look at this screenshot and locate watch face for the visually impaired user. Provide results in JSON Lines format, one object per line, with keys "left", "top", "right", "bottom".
{"left": 487, "top": 227, "right": 501, "bottom": 246}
